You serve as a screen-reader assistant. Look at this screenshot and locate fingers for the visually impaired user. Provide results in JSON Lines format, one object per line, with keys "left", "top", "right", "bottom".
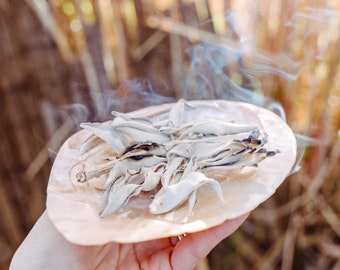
{"left": 171, "top": 213, "right": 249, "bottom": 270}
{"left": 10, "top": 210, "right": 248, "bottom": 270}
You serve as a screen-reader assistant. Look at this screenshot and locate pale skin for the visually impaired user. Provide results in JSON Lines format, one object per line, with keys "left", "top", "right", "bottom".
{"left": 10, "top": 211, "right": 249, "bottom": 270}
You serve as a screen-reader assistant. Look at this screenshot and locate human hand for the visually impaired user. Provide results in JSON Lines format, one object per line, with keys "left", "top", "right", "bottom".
{"left": 10, "top": 211, "right": 248, "bottom": 270}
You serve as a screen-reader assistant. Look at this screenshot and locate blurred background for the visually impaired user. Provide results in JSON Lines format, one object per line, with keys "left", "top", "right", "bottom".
{"left": 0, "top": 0, "right": 339, "bottom": 269}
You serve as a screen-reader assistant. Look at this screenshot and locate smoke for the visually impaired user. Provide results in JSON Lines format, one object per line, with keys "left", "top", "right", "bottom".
{"left": 54, "top": 5, "right": 311, "bottom": 125}
{"left": 285, "top": 7, "right": 340, "bottom": 61}
{"left": 286, "top": 7, "right": 340, "bottom": 27}
{"left": 179, "top": 4, "right": 302, "bottom": 121}
{"left": 57, "top": 5, "right": 322, "bottom": 128}
{"left": 58, "top": 103, "right": 90, "bottom": 125}
{"left": 57, "top": 4, "right": 309, "bottom": 123}
{"left": 184, "top": 42, "right": 297, "bottom": 118}
{"left": 92, "top": 78, "right": 175, "bottom": 117}
{"left": 89, "top": 6, "right": 337, "bottom": 121}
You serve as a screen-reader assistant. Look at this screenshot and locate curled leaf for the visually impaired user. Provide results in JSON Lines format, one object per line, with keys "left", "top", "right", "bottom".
{"left": 179, "top": 121, "right": 257, "bottom": 139}
{"left": 80, "top": 122, "right": 127, "bottom": 155}
{"left": 149, "top": 172, "right": 225, "bottom": 215}
{"left": 100, "top": 182, "right": 142, "bottom": 217}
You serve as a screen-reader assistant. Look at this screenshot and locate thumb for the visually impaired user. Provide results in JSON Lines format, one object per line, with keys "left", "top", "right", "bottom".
{"left": 171, "top": 213, "right": 249, "bottom": 270}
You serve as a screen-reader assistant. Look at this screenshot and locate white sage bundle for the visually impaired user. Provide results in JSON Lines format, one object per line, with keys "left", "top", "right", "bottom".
{"left": 46, "top": 100, "right": 297, "bottom": 245}
{"left": 76, "top": 99, "right": 279, "bottom": 219}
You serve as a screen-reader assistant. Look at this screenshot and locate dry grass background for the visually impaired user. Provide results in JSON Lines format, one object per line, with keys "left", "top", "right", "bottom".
{"left": 0, "top": 0, "right": 339, "bottom": 269}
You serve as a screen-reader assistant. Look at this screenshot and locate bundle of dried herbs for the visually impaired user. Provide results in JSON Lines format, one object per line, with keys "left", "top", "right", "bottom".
{"left": 76, "top": 100, "right": 279, "bottom": 219}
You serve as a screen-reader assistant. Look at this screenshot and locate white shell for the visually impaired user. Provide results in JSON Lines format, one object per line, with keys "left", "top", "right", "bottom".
{"left": 46, "top": 100, "right": 296, "bottom": 245}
